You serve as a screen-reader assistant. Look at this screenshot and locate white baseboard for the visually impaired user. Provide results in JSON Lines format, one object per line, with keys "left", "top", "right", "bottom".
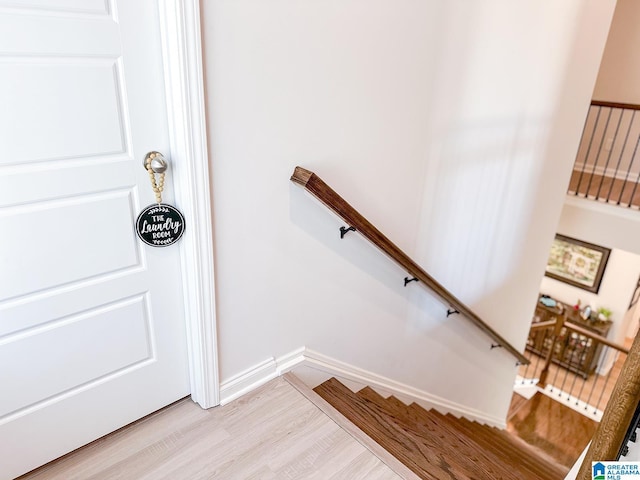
{"left": 219, "top": 346, "right": 506, "bottom": 427}
{"left": 572, "top": 163, "right": 639, "bottom": 182}
{"left": 300, "top": 348, "right": 506, "bottom": 428}
{"left": 219, "top": 347, "right": 305, "bottom": 405}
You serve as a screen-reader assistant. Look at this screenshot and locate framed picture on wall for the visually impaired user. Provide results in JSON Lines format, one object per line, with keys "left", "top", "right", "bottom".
{"left": 544, "top": 234, "right": 611, "bottom": 293}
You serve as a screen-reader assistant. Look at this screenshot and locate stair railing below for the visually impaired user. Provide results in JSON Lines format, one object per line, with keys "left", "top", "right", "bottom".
{"left": 519, "top": 304, "right": 629, "bottom": 420}
{"left": 290, "top": 166, "right": 529, "bottom": 365}
{"left": 570, "top": 100, "right": 640, "bottom": 208}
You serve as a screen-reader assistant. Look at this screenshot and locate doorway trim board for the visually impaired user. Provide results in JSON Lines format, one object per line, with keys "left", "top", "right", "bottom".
{"left": 159, "top": 0, "right": 219, "bottom": 408}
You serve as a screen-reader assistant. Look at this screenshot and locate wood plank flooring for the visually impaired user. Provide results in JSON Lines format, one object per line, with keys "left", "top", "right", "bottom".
{"left": 18, "top": 378, "right": 403, "bottom": 480}
{"left": 507, "top": 392, "right": 598, "bottom": 468}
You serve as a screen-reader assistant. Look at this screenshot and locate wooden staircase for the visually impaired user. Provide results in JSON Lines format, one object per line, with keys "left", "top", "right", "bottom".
{"left": 313, "top": 378, "right": 568, "bottom": 480}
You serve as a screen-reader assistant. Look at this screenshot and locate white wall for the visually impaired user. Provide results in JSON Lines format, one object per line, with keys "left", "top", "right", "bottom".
{"left": 560, "top": 197, "right": 640, "bottom": 258}
{"left": 202, "top": 0, "right": 615, "bottom": 421}
{"left": 593, "top": 0, "right": 640, "bottom": 104}
{"left": 624, "top": 300, "right": 640, "bottom": 339}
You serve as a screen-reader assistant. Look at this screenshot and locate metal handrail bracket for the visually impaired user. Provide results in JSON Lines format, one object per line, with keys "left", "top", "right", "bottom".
{"left": 291, "top": 166, "right": 529, "bottom": 365}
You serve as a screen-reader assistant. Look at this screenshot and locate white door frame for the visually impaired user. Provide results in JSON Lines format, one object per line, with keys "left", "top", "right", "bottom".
{"left": 158, "top": 0, "right": 219, "bottom": 408}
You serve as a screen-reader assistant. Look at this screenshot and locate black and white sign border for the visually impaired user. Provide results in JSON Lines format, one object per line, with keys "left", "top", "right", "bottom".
{"left": 136, "top": 203, "right": 186, "bottom": 248}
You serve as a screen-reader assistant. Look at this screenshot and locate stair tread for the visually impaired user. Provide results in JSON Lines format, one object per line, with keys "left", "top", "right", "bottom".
{"left": 316, "top": 378, "right": 565, "bottom": 480}
{"left": 318, "top": 379, "right": 546, "bottom": 480}
{"left": 431, "top": 409, "right": 567, "bottom": 480}
{"left": 449, "top": 412, "right": 568, "bottom": 476}
{"left": 356, "top": 388, "right": 524, "bottom": 480}
{"left": 393, "top": 401, "right": 536, "bottom": 480}
{"left": 315, "top": 379, "right": 471, "bottom": 480}
{"left": 357, "top": 388, "right": 407, "bottom": 418}
{"left": 387, "top": 395, "right": 410, "bottom": 411}
{"left": 451, "top": 411, "right": 566, "bottom": 469}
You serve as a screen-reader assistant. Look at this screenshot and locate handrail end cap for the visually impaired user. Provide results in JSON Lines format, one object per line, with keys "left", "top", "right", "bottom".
{"left": 291, "top": 166, "right": 314, "bottom": 186}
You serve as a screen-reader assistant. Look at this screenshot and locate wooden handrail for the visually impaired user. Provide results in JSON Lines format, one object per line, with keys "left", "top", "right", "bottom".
{"left": 591, "top": 100, "right": 640, "bottom": 111}
{"left": 529, "top": 320, "right": 556, "bottom": 331}
{"left": 291, "top": 166, "right": 529, "bottom": 365}
{"left": 564, "top": 321, "right": 630, "bottom": 354}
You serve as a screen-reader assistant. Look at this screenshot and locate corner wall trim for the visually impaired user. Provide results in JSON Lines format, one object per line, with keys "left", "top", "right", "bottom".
{"left": 158, "top": 0, "right": 219, "bottom": 408}
{"left": 219, "top": 347, "right": 505, "bottom": 427}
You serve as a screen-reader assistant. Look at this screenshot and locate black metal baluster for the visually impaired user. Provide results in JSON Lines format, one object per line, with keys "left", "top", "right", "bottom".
{"left": 570, "top": 106, "right": 594, "bottom": 195}
{"left": 618, "top": 133, "right": 640, "bottom": 205}
{"left": 549, "top": 332, "right": 570, "bottom": 394}
{"left": 585, "top": 349, "right": 607, "bottom": 411}
{"left": 607, "top": 110, "right": 635, "bottom": 201}
{"left": 559, "top": 334, "right": 578, "bottom": 397}
{"left": 575, "top": 346, "right": 598, "bottom": 407}
{"left": 576, "top": 106, "right": 602, "bottom": 197}
{"left": 585, "top": 108, "right": 613, "bottom": 198}
{"left": 568, "top": 339, "right": 589, "bottom": 401}
{"left": 627, "top": 152, "right": 640, "bottom": 208}
{"left": 558, "top": 368, "right": 571, "bottom": 398}
{"left": 596, "top": 108, "right": 624, "bottom": 200}
{"left": 594, "top": 352, "right": 617, "bottom": 414}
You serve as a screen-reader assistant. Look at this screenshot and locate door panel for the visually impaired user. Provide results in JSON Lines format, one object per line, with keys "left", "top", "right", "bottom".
{"left": 0, "top": 13, "right": 119, "bottom": 57}
{"left": 2, "top": 60, "right": 126, "bottom": 164}
{"left": 0, "top": 158, "right": 133, "bottom": 207}
{"left": 0, "top": 191, "right": 139, "bottom": 302}
{"left": 0, "top": 295, "right": 152, "bottom": 418}
{"left": 0, "top": 1, "right": 109, "bottom": 15}
{"left": 0, "top": 2, "right": 190, "bottom": 478}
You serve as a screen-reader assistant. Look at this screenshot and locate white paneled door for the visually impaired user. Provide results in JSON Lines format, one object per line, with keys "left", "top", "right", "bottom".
{"left": 0, "top": 2, "right": 194, "bottom": 478}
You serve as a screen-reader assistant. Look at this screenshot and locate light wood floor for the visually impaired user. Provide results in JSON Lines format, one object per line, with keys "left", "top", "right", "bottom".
{"left": 18, "top": 378, "right": 403, "bottom": 480}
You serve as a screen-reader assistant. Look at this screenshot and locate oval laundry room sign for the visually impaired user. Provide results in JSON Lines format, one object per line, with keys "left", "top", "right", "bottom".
{"left": 136, "top": 203, "right": 185, "bottom": 247}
